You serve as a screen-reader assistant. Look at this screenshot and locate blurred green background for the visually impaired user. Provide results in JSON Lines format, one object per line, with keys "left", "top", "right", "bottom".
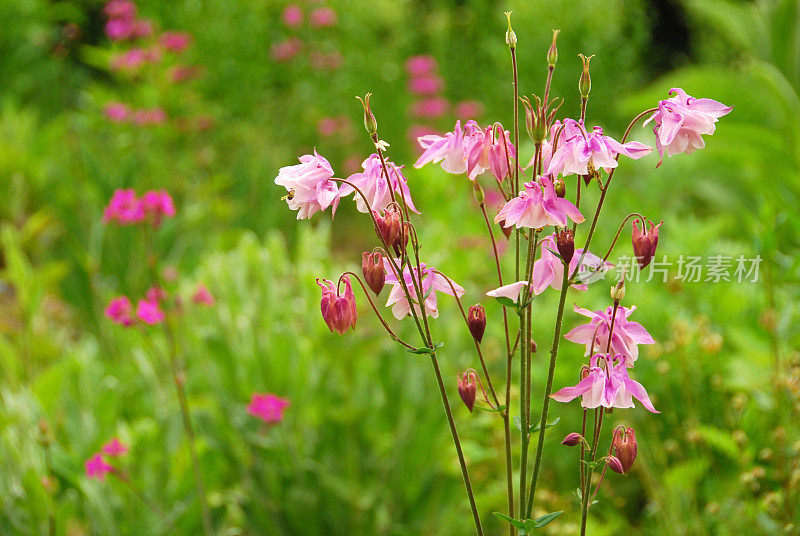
{"left": 1, "top": 0, "right": 799, "bottom": 534}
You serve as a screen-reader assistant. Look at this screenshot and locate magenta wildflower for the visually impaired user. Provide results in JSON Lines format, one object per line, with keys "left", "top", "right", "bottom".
{"left": 275, "top": 150, "right": 340, "bottom": 219}
{"left": 339, "top": 154, "right": 418, "bottom": 214}
{"left": 309, "top": 7, "right": 337, "bottom": 28}
{"left": 317, "top": 276, "right": 357, "bottom": 334}
{"left": 140, "top": 189, "right": 175, "bottom": 226}
{"left": 192, "top": 284, "right": 215, "bottom": 306}
{"left": 102, "top": 437, "right": 128, "bottom": 457}
{"left": 405, "top": 55, "right": 437, "bottom": 77}
{"left": 159, "top": 31, "right": 193, "bottom": 52}
{"left": 644, "top": 88, "right": 732, "bottom": 167}
{"left": 530, "top": 234, "right": 612, "bottom": 295}
{"left": 103, "top": 0, "right": 136, "bottom": 21}
{"left": 408, "top": 76, "right": 444, "bottom": 95}
{"left": 136, "top": 297, "right": 165, "bottom": 325}
{"left": 494, "top": 177, "right": 584, "bottom": 229}
{"left": 383, "top": 259, "right": 465, "bottom": 319}
{"left": 103, "top": 189, "right": 144, "bottom": 225}
{"left": 247, "top": 393, "right": 290, "bottom": 424}
{"left": 105, "top": 296, "right": 135, "bottom": 326}
{"left": 85, "top": 453, "right": 114, "bottom": 480}
{"left": 105, "top": 18, "right": 134, "bottom": 41}
{"left": 270, "top": 38, "right": 303, "bottom": 62}
{"left": 564, "top": 305, "right": 654, "bottom": 365}
{"left": 281, "top": 4, "right": 303, "bottom": 28}
{"left": 104, "top": 102, "right": 129, "bottom": 122}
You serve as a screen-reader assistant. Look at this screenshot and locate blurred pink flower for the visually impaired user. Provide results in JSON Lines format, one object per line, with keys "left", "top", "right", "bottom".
{"left": 102, "top": 438, "right": 128, "bottom": 457}
{"left": 140, "top": 189, "right": 175, "bottom": 225}
{"left": 406, "top": 55, "right": 437, "bottom": 77}
{"left": 407, "top": 75, "right": 443, "bottom": 95}
{"left": 411, "top": 97, "right": 449, "bottom": 119}
{"left": 145, "top": 286, "right": 167, "bottom": 303}
{"left": 169, "top": 64, "right": 203, "bottom": 83}
{"left": 644, "top": 88, "right": 732, "bottom": 167}
{"left": 383, "top": 260, "right": 464, "bottom": 319}
{"left": 85, "top": 454, "right": 114, "bottom": 480}
{"left": 247, "top": 393, "right": 290, "bottom": 424}
{"left": 136, "top": 297, "right": 165, "bottom": 325}
{"left": 104, "top": 102, "right": 130, "bottom": 122}
{"left": 192, "top": 284, "right": 215, "bottom": 306}
{"left": 132, "top": 19, "right": 153, "bottom": 38}
{"left": 455, "top": 100, "right": 484, "bottom": 120}
{"left": 104, "top": 0, "right": 137, "bottom": 21}
{"left": 564, "top": 305, "right": 654, "bottom": 365}
{"left": 309, "top": 7, "right": 337, "bottom": 28}
{"left": 103, "top": 188, "right": 145, "bottom": 225}
{"left": 309, "top": 50, "right": 342, "bottom": 71}
{"left": 408, "top": 124, "right": 437, "bottom": 148}
{"left": 159, "top": 31, "right": 193, "bottom": 52}
{"left": 281, "top": 4, "right": 303, "bottom": 28}
{"left": 494, "top": 177, "right": 584, "bottom": 229}
{"left": 105, "top": 18, "right": 134, "bottom": 41}
{"left": 105, "top": 296, "right": 134, "bottom": 326}
{"left": 275, "top": 150, "right": 340, "bottom": 219}
{"left": 270, "top": 37, "right": 303, "bottom": 62}
{"left": 339, "top": 154, "right": 419, "bottom": 214}
{"left": 342, "top": 154, "right": 362, "bottom": 175}
{"left": 317, "top": 117, "right": 340, "bottom": 137}
{"left": 132, "top": 108, "right": 167, "bottom": 125}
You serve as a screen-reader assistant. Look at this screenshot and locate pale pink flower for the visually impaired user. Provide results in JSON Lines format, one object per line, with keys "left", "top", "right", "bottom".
{"left": 85, "top": 453, "right": 114, "bottom": 480}
{"left": 309, "top": 50, "right": 343, "bottom": 71}
{"left": 281, "top": 4, "right": 303, "bottom": 28}
{"left": 131, "top": 19, "right": 153, "bottom": 39}
{"left": 247, "top": 393, "right": 290, "bottom": 424}
{"left": 317, "top": 277, "right": 357, "bottom": 334}
{"left": 644, "top": 88, "right": 732, "bottom": 167}
{"left": 112, "top": 48, "right": 148, "bottom": 70}
{"left": 132, "top": 108, "right": 167, "bottom": 126}
{"left": 102, "top": 437, "right": 128, "bottom": 457}
{"left": 494, "top": 177, "right": 584, "bottom": 229}
{"left": 411, "top": 97, "right": 449, "bottom": 119}
{"left": 383, "top": 259, "right": 464, "bottom": 319}
{"left": 465, "top": 122, "right": 515, "bottom": 182}
{"left": 408, "top": 76, "right": 443, "bottom": 95}
{"left": 338, "top": 154, "right": 418, "bottom": 214}
{"left": 405, "top": 55, "right": 437, "bottom": 77}
{"left": 564, "top": 305, "right": 654, "bottom": 365}
{"left": 145, "top": 286, "right": 167, "bottom": 303}
{"left": 105, "top": 296, "right": 134, "bottom": 326}
{"left": 136, "top": 297, "right": 165, "bottom": 325}
{"left": 414, "top": 120, "right": 471, "bottom": 174}
{"left": 551, "top": 354, "right": 658, "bottom": 413}
{"left": 104, "top": 102, "right": 129, "bottom": 122}
{"left": 317, "top": 117, "right": 340, "bottom": 137}
{"left": 103, "top": 189, "right": 145, "bottom": 225}
{"left": 546, "top": 119, "right": 652, "bottom": 177}
{"left": 486, "top": 281, "right": 528, "bottom": 301}
{"left": 530, "top": 234, "right": 612, "bottom": 295}
{"left": 309, "top": 7, "right": 337, "bottom": 27}
{"left": 270, "top": 37, "right": 303, "bottom": 62}
{"left": 159, "top": 31, "right": 193, "bottom": 52}
{"left": 275, "top": 150, "right": 340, "bottom": 219}
{"left": 192, "top": 284, "right": 215, "bottom": 306}
{"left": 455, "top": 100, "right": 484, "bottom": 120}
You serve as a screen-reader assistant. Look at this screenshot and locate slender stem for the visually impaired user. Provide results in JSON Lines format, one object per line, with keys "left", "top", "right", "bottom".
{"left": 115, "top": 470, "right": 172, "bottom": 527}
{"left": 525, "top": 264, "right": 570, "bottom": 518}
{"left": 579, "top": 409, "right": 588, "bottom": 491}
{"left": 518, "top": 229, "right": 536, "bottom": 513}
{"left": 601, "top": 212, "right": 646, "bottom": 262}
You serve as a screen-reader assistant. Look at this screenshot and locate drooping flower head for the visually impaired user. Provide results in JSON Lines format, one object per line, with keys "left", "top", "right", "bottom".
{"left": 494, "top": 177, "right": 584, "bottom": 230}
{"left": 612, "top": 426, "right": 638, "bottom": 473}
{"left": 486, "top": 281, "right": 529, "bottom": 303}
{"left": 102, "top": 437, "right": 128, "bottom": 457}
{"left": 632, "top": 219, "right": 662, "bottom": 269}
{"left": 247, "top": 393, "right": 290, "bottom": 424}
{"left": 275, "top": 151, "right": 340, "bottom": 220}
{"left": 457, "top": 370, "right": 478, "bottom": 412}
{"left": 414, "top": 120, "right": 471, "bottom": 174}
{"left": 564, "top": 305, "right": 654, "bottom": 365}
{"left": 530, "top": 234, "right": 613, "bottom": 295}
{"left": 383, "top": 259, "right": 465, "bottom": 319}
{"left": 317, "top": 276, "right": 357, "bottom": 334}
{"left": 465, "top": 122, "right": 515, "bottom": 183}
{"left": 105, "top": 296, "right": 135, "bottom": 326}
{"left": 644, "top": 88, "right": 732, "bottom": 167}
{"left": 85, "top": 453, "right": 114, "bottom": 480}
{"left": 338, "top": 154, "right": 418, "bottom": 214}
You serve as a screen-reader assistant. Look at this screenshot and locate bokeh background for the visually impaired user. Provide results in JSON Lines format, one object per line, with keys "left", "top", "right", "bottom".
{"left": 1, "top": 0, "right": 799, "bottom": 534}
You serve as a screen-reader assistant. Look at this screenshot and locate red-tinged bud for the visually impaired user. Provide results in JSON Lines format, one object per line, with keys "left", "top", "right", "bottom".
{"left": 457, "top": 371, "right": 478, "bottom": 412}
{"left": 612, "top": 426, "right": 638, "bottom": 474}
{"left": 632, "top": 219, "right": 662, "bottom": 269}
{"left": 374, "top": 206, "right": 402, "bottom": 247}
{"left": 606, "top": 455, "right": 625, "bottom": 474}
{"left": 530, "top": 340, "right": 537, "bottom": 353}
{"left": 547, "top": 29, "right": 560, "bottom": 67}
{"left": 578, "top": 54, "right": 594, "bottom": 99}
{"left": 561, "top": 432, "right": 583, "bottom": 446}
{"left": 393, "top": 221, "right": 410, "bottom": 256}
{"left": 467, "top": 304, "right": 486, "bottom": 343}
{"left": 317, "top": 276, "right": 357, "bottom": 335}
{"left": 362, "top": 252, "right": 385, "bottom": 295}
{"left": 555, "top": 228, "right": 574, "bottom": 264}
{"left": 356, "top": 93, "right": 378, "bottom": 136}
{"left": 554, "top": 177, "right": 566, "bottom": 198}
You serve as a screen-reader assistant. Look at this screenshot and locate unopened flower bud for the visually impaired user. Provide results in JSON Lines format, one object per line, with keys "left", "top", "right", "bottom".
{"left": 356, "top": 93, "right": 378, "bottom": 137}
{"left": 457, "top": 371, "right": 478, "bottom": 412}
{"left": 394, "top": 221, "right": 410, "bottom": 256}
{"left": 521, "top": 97, "right": 536, "bottom": 142}
{"left": 555, "top": 229, "right": 574, "bottom": 264}
{"left": 317, "top": 276, "right": 358, "bottom": 335}
{"left": 472, "top": 181, "right": 485, "bottom": 205}
{"left": 612, "top": 427, "right": 638, "bottom": 473}
{"left": 362, "top": 252, "right": 385, "bottom": 295}
{"left": 504, "top": 12, "right": 516, "bottom": 49}
{"left": 631, "top": 219, "right": 662, "bottom": 269}
{"left": 547, "top": 29, "right": 560, "bottom": 67}
{"left": 611, "top": 278, "right": 625, "bottom": 303}
{"left": 374, "top": 206, "right": 402, "bottom": 247}
{"left": 578, "top": 54, "right": 593, "bottom": 98}
{"left": 554, "top": 177, "right": 566, "bottom": 198}
{"left": 467, "top": 304, "right": 486, "bottom": 343}
{"left": 530, "top": 340, "right": 537, "bottom": 353}
{"left": 606, "top": 455, "right": 625, "bottom": 474}
{"left": 561, "top": 432, "right": 583, "bottom": 446}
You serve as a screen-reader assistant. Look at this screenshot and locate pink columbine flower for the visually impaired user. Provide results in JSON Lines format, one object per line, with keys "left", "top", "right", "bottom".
{"left": 85, "top": 453, "right": 114, "bottom": 480}
{"left": 136, "top": 297, "right": 165, "bottom": 325}
{"left": 275, "top": 151, "right": 340, "bottom": 220}
{"left": 551, "top": 354, "right": 658, "bottom": 413}
{"left": 494, "top": 177, "right": 584, "bottom": 229}
{"left": 530, "top": 234, "right": 612, "bottom": 295}
{"left": 564, "top": 304, "right": 654, "bottom": 365}
{"left": 140, "top": 189, "right": 175, "bottom": 226}
{"left": 192, "top": 284, "right": 215, "bottom": 306}
{"left": 405, "top": 55, "right": 437, "bottom": 77}
{"left": 545, "top": 119, "right": 652, "bottom": 177}
{"left": 486, "top": 281, "right": 529, "bottom": 302}
{"left": 644, "top": 88, "right": 732, "bottom": 167}
{"left": 465, "top": 122, "right": 515, "bottom": 182}
{"left": 383, "top": 259, "right": 465, "bottom": 319}
{"left": 247, "top": 393, "right": 290, "bottom": 424}
{"left": 159, "top": 31, "right": 193, "bottom": 52}
{"left": 338, "top": 154, "right": 418, "bottom": 214}
{"left": 317, "top": 276, "right": 357, "bottom": 334}
{"left": 309, "top": 7, "right": 337, "bottom": 28}
{"left": 102, "top": 437, "right": 128, "bottom": 457}
{"left": 103, "top": 189, "right": 145, "bottom": 225}
{"left": 407, "top": 75, "right": 443, "bottom": 95}
{"left": 105, "top": 296, "right": 135, "bottom": 326}
{"left": 414, "top": 120, "right": 470, "bottom": 174}
{"left": 104, "top": 102, "right": 129, "bottom": 122}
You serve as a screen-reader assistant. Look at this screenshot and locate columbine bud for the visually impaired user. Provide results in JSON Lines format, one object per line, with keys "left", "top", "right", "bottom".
{"left": 561, "top": 432, "right": 583, "bottom": 446}
{"left": 356, "top": 93, "right": 378, "bottom": 136}
{"left": 362, "top": 252, "right": 385, "bottom": 295}
{"left": 611, "top": 278, "right": 625, "bottom": 303}
{"left": 394, "top": 221, "right": 410, "bottom": 256}
{"left": 547, "top": 29, "right": 560, "bottom": 67}
{"left": 530, "top": 340, "right": 537, "bottom": 353}
{"left": 467, "top": 305, "right": 486, "bottom": 343}
{"left": 457, "top": 371, "right": 477, "bottom": 412}
{"left": 554, "top": 177, "right": 566, "bottom": 198}
{"left": 578, "top": 53, "right": 593, "bottom": 98}
{"left": 606, "top": 455, "right": 625, "bottom": 475}
{"left": 504, "top": 12, "right": 517, "bottom": 49}
{"left": 317, "top": 276, "right": 358, "bottom": 335}
{"left": 374, "top": 206, "right": 402, "bottom": 247}
{"left": 472, "top": 181, "right": 485, "bottom": 205}
{"left": 631, "top": 219, "right": 662, "bottom": 269}
{"left": 612, "top": 427, "right": 638, "bottom": 474}
{"left": 521, "top": 96, "right": 536, "bottom": 142}
{"left": 555, "top": 228, "right": 574, "bottom": 264}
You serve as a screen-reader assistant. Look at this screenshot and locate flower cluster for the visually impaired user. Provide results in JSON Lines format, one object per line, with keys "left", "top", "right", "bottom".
{"left": 103, "top": 0, "right": 152, "bottom": 42}
{"left": 85, "top": 437, "right": 128, "bottom": 480}
{"left": 247, "top": 393, "right": 290, "bottom": 424}
{"left": 271, "top": 3, "right": 340, "bottom": 67}
{"left": 102, "top": 188, "right": 175, "bottom": 227}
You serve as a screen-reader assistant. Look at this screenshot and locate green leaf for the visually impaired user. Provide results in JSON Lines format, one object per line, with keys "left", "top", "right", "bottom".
{"left": 530, "top": 416, "right": 561, "bottom": 433}
{"left": 406, "top": 341, "right": 444, "bottom": 355}
{"left": 533, "top": 511, "right": 563, "bottom": 527}
{"left": 493, "top": 512, "right": 527, "bottom": 530}
{"left": 477, "top": 404, "right": 506, "bottom": 414}
{"left": 492, "top": 295, "right": 518, "bottom": 309}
